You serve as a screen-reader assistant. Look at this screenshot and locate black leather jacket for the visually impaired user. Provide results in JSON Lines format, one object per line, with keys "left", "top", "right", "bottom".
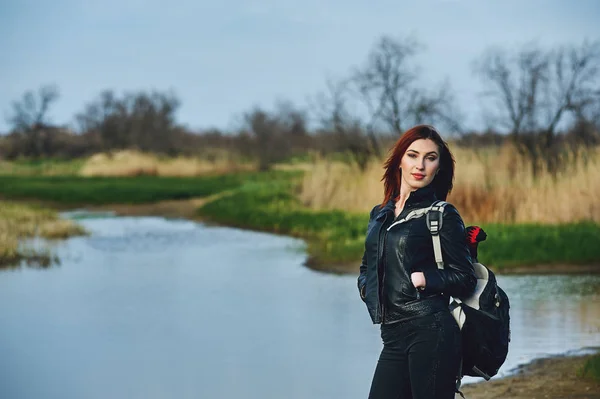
{"left": 357, "top": 185, "right": 477, "bottom": 324}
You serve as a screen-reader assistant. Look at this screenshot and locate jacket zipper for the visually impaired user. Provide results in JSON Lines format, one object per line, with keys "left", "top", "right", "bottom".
{"left": 386, "top": 203, "right": 421, "bottom": 305}
{"left": 381, "top": 228, "right": 389, "bottom": 322}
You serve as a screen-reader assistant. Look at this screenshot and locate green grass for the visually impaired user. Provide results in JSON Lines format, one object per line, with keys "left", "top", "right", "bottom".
{"left": 0, "top": 171, "right": 299, "bottom": 205}
{"left": 198, "top": 178, "right": 600, "bottom": 271}
{"left": 578, "top": 354, "right": 600, "bottom": 383}
{"left": 473, "top": 222, "right": 600, "bottom": 270}
{"left": 197, "top": 178, "right": 369, "bottom": 268}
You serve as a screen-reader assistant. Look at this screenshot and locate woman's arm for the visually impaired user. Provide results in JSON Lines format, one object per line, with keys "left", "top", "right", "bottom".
{"left": 358, "top": 250, "right": 368, "bottom": 301}
{"left": 357, "top": 205, "right": 379, "bottom": 301}
{"left": 420, "top": 204, "right": 477, "bottom": 299}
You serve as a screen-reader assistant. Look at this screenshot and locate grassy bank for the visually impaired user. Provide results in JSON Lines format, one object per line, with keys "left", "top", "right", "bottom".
{"left": 197, "top": 178, "right": 368, "bottom": 272}
{"left": 0, "top": 158, "right": 84, "bottom": 176}
{"left": 0, "top": 201, "right": 86, "bottom": 267}
{"left": 197, "top": 178, "right": 600, "bottom": 273}
{"left": 579, "top": 354, "right": 600, "bottom": 383}
{"left": 0, "top": 171, "right": 298, "bottom": 205}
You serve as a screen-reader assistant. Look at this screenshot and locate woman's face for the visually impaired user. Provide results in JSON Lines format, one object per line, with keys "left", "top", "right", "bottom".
{"left": 400, "top": 138, "right": 441, "bottom": 191}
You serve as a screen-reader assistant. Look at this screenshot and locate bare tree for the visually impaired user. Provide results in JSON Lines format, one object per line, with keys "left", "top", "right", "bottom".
{"left": 6, "top": 85, "right": 60, "bottom": 158}
{"left": 348, "top": 35, "right": 462, "bottom": 155}
{"left": 312, "top": 78, "right": 354, "bottom": 133}
{"left": 76, "top": 90, "right": 181, "bottom": 154}
{"left": 8, "top": 85, "right": 60, "bottom": 132}
{"left": 310, "top": 78, "right": 372, "bottom": 169}
{"left": 406, "top": 79, "right": 463, "bottom": 133}
{"left": 475, "top": 39, "right": 600, "bottom": 175}
{"left": 243, "top": 102, "right": 311, "bottom": 171}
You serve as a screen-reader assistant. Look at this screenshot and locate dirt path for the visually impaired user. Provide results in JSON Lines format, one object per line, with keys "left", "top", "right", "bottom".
{"left": 83, "top": 187, "right": 244, "bottom": 220}
{"left": 458, "top": 353, "right": 600, "bottom": 399}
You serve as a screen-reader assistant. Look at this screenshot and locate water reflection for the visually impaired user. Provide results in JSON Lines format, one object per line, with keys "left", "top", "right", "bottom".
{"left": 0, "top": 215, "right": 598, "bottom": 399}
{"left": 0, "top": 237, "right": 61, "bottom": 271}
{"left": 0, "top": 255, "right": 59, "bottom": 270}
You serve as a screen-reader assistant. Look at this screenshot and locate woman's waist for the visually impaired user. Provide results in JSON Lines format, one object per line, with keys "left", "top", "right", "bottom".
{"left": 382, "top": 295, "right": 448, "bottom": 324}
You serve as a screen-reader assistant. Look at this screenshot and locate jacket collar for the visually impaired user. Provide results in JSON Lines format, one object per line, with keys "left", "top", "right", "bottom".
{"left": 405, "top": 184, "right": 437, "bottom": 204}
{"left": 378, "top": 185, "right": 437, "bottom": 217}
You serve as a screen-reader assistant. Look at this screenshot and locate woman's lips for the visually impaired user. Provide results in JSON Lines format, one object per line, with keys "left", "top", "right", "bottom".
{"left": 412, "top": 173, "right": 425, "bottom": 180}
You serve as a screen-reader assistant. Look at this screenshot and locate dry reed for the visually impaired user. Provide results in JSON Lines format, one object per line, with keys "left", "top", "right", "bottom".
{"left": 298, "top": 144, "right": 600, "bottom": 224}
{"left": 79, "top": 150, "right": 256, "bottom": 177}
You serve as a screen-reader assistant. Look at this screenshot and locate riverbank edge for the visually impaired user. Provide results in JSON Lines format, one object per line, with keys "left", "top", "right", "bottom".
{"left": 458, "top": 350, "right": 600, "bottom": 398}
{"left": 305, "top": 258, "right": 600, "bottom": 275}
{"left": 4, "top": 194, "right": 598, "bottom": 275}
{"left": 73, "top": 198, "right": 599, "bottom": 276}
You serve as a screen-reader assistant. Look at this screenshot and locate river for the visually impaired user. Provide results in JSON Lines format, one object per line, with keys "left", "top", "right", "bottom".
{"left": 0, "top": 214, "right": 598, "bottom": 399}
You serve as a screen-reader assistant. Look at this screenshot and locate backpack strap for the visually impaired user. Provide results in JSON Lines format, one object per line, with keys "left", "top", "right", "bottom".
{"left": 426, "top": 201, "right": 467, "bottom": 315}
{"left": 425, "top": 200, "right": 448, "bottom": 269}
{"left": 387, "top": 205, "right": 433, "bottom": 231}
{"left": 425, "top": 201, "right": 469, "bottom": 392}
{"left": 386, "top": 205, "right": 437, "bottom": 231}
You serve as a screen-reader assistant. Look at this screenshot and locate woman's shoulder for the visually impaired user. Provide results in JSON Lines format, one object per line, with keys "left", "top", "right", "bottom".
{"left": 369, "top": 204, "right": 381, "bottom": 218}
{"left": 435, "top": 201, "right": 466, "bottom": 225}
{"left": 434, "top": 200, "right": 463, "bottom": 218}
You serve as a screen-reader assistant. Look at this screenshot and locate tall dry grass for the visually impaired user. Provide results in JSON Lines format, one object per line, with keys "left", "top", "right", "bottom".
{"left": 79, "top": 150, "right": 257, "bottom": 177}
{"left": 298, "top": 145, "right": 600, "bottom": 224}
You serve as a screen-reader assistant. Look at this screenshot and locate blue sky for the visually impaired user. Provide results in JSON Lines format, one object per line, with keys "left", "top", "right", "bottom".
{"left": 1, "top": 0, "right": 599, "bottom": 133}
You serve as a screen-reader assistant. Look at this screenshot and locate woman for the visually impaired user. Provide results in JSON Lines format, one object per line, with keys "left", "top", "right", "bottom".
{"left": 357, "top": 125, "right": 477, "bottom": 399}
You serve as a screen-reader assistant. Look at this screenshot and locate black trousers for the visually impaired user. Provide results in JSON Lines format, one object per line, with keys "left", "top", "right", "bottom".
{"left": 368, "top": 310, "right": 461, "bottom": 399}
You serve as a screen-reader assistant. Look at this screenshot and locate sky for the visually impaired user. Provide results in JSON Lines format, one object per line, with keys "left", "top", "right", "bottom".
{"left": 1, "top": 0, "right": 599, "bottom": 133}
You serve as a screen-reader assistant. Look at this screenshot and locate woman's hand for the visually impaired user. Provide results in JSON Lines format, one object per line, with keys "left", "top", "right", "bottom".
{"left": 411, "top": 272, "right": 426, "bottom": 290}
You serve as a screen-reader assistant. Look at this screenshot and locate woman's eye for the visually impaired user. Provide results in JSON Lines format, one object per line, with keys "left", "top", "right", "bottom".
{"left": 428, "top": 157, "right": 437, "bottom": 162}
{"left": 408, "top": 154, "right": 417, "bottom": 158}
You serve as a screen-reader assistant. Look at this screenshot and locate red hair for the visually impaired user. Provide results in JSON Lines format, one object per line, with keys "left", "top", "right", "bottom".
{"left": 380, "top": 125, "right": 455, "bottom": 207}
